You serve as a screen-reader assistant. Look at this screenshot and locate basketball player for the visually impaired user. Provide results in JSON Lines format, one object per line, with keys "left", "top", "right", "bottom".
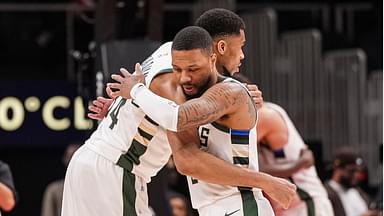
{"left": 88, "top": 8, "right": 263, "bottom": 121}
{"left": 62, "top": 28, "right": 296, "bottom": 216}
{"left": 256, "top": 102, "right": 334, "bottom": 216}
{"left": 107, "top": 26, "right": 296, "bottom": 216}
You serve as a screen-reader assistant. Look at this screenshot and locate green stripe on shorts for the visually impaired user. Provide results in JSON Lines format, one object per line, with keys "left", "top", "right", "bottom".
{"left": 239, "top": 189, "right": 258, "bottom": 216}
{"left": 297, "top": 187, "right": 315, "bottom": 216}
{"left": 122, "top": 170, "right": 137, "bottom": 216}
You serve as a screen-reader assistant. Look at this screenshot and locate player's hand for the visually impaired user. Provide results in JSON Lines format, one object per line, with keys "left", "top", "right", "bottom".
{"left": 87, "top": 86, "right": 115, "bottom": 120}
{"left": 263, "top": 176, "right": 296, "bottom": 209}
{"left": 244, "top": 83, "right": 263, "bottom": 109}
{"left": 107, "top": 63, "right": 145, "bottom": 99}
{"left": 361, "top": 210, "right": 381, "bottom": 216}
{"left": 299, "top": 148, "right": 315, "bottom": 168}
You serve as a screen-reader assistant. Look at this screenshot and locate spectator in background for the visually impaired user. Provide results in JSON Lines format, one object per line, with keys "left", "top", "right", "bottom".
{"left": 0, "top": 160, "right": 16, "bottom": 215}
{"left": 374, "top": 144, "right": 383, "bottom": 211}
{"left": 167, "top": 191, "right": 192, "bottom": 216}
{"left": 41, "top": 143, "right": 80, "bottom": 216}
{"left": 165, "top": 158, "right": 197, "bottom": 216}
{"left": 324, "top": 147, "right": 381, "bottom": 216}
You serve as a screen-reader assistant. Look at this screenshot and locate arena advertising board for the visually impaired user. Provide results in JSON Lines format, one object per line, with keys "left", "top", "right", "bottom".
{"left": 0, "top": 81, "right": 94, "bottom": 147}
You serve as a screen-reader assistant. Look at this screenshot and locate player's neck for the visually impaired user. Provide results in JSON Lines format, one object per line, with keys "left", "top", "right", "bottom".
{"left": 206, "top": 68, "right": 220, "bottom": 88}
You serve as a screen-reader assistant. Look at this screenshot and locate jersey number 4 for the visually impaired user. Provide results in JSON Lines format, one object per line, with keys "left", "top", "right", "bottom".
{"left": 108, "top": 98, "right": 127, "bottom": 129}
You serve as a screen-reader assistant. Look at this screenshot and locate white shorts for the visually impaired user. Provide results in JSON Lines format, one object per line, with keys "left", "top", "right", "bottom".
{"left": 198, "top": 191, "right": 275, "bottom": 216}
{"left": 61, "top": 145, "right": 152, "bottom": 216}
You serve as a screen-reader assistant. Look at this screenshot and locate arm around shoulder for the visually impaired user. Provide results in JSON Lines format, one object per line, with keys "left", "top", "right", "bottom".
{"left": 132, "top": 82, "right": 246, "bottom": 131}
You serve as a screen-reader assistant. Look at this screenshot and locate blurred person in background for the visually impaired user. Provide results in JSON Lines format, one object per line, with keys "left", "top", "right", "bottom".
{"left": 165, "top": 158, "right": 196, "bottom": 215}
{"left": 233, "top": 73, "right": 333, "bottom": 216}
{"left": 324, "top": 147, "right": 381, "bottom": 216}
{"left": 41, "top": 143, "right": 80, "bottom": 216}
{"left": 167, "top": 192, "right": 192, "bottom": 216}
{"left": 0, "top": 160, "right": 16, "bottom": 215}
{"left": 256, "top": 102, "right": 333, "bottom": 216}
{"left": 374, "top": 144, "right": 382, "bottom": 212}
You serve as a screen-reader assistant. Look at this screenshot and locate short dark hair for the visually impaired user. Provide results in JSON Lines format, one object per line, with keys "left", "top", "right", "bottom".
{"left": 333, "top": 147, "right": 363, "bottom": 168}
{"left": 171, "top": 26, "right": 213, "bottom": 54}
{"left": 195, "top": 8, "right": 245, "bottom": 39}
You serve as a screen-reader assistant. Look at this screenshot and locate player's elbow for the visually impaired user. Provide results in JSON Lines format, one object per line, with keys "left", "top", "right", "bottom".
{"left": 173, "top": 154, "right": 197, "bottom": 176}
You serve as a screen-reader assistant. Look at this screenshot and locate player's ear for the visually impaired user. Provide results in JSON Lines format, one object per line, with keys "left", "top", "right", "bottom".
{"left": 216, "top": 39, "right": 227, "bottom": 55}
{"left": 210, "top": 53, "right": 217, "bottom": 67}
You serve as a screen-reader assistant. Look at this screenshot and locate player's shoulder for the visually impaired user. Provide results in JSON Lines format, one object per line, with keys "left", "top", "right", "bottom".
{"left": 258, "top": 106, "right": 286, "bottom": 130}
{"left": 210, "top": 78, "right": 249, "bottom": 97}
{"left": 149, "top": 73, "right": 179, "bottom": 100}
{"left": 215, "top": 76, "right": 245, "bottom": 89}
{"left": 152, "top": 41, "right": 172, "bottom": 57}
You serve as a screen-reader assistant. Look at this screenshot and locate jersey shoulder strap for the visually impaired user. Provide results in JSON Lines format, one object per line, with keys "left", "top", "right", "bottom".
{"left": 142, "top": 42, "right": 173, "bottom": 86}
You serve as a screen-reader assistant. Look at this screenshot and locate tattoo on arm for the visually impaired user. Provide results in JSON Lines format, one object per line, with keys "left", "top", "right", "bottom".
{"left": 247, "top": 92, "right": 257, "bottom": 120}
{"left": 177, "top": 83, "right": 249, "bottom": 130}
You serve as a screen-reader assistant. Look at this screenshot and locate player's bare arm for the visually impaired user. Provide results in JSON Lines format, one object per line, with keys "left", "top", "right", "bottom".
{"left": 258, "top": 147, "right": 314, "bottom": 178}
{"left": 257, "top": 106, "right": 315, "bottom": 177}
{"left": 90, "top": 76, "right": 263, "bottom": 121}
{"left": 257, "top": 107, "right": 289, "bottom": 150}
{"left": 107, "top": 64, "right": 256, "bottom": 131}
{"left": 177, "top": 82, "right": 256, "bottom": 130}
{"left": 167, "top": 129, "right": 297, "bottom": 209}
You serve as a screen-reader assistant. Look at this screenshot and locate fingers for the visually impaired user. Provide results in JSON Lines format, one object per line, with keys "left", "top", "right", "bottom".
{"left": 88, "top": 105, "right": 101, "bottom": 114}
{"left": 249, "top": 88, "right": 262, "bottom": 100}
{"left": 107, "top": 82, "right": 121, "bottom": 90}
{"left": 119, "top": 68, "right": 131, "bottom": 77}
{"left": 250, "top": 91, "right": 263, "bottom": 109}
{"left": 87, "top": 113, "right": 102, "bottom": 121}
{"left": 88, "top": 105, "right": 102, "bottom": 120}
{"left": 111, "top": 74, "right": 126, "bottom": 83}
{"left": 273, "top": 179, "right": 297, "bottom": 209}
{"left": 254, "top": 98, "right": 263, "bottom": 109}
{"left": 249, "top": 89, "right": 262, "bottom": 97}
{"left": 246, "top": 83, "right": 263, "bottom": 108}
{"left": 93, "top": 99, "right": 104, "bottom": 108}
{"left": 110, "top": 90, "right": 121, "bottom": 98}
{"left": 246, "top": 84, "right": 259, "bottom": 91}
{"left": 106, "top": 86, "right": 116, "bottom": 99}
{"left": 97, "top": 96, "right": 111, "bottom": 104}
{"left": 135, "top": 63, "right": 143, "bottom": 74}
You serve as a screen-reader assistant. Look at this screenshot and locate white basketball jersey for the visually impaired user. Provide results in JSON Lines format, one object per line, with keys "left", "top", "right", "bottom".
{"left": 187, "top": 78, "right": 261, "bottom": 209}
{"left": 85, "top": 42, "right": 173, "bottom": 183}
{"left": 263, "top": 102, "right": 328, "bottom": 198}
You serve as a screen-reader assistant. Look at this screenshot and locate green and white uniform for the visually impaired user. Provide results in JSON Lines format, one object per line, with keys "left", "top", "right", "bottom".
{"left": 62, "top": 42, "right": 174, "bottom": 216}
{"left": 262, "top": 102, "right": 334, "bottom": 216}
{"left": 187, "top": 79, "right": 275, "bottom": 216}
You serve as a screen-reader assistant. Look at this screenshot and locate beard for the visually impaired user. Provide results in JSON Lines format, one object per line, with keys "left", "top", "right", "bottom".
{"left": 339, "top": 176, "right": 355, "bottom": 189}
{"left": 183, "top": 77, "right": 211, "bottom": 100}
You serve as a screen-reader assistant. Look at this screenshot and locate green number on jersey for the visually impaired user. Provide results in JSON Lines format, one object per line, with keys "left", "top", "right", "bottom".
{"left": 109, "top": 98, "right": 127, "bottom": 129}
{"left": 191, "top": 177, "right": 198, "bottom": 184}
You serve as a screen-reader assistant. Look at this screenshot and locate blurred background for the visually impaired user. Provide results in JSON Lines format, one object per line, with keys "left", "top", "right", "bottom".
{"left": 0, "top": 0, "right": 382, "bottom": 215}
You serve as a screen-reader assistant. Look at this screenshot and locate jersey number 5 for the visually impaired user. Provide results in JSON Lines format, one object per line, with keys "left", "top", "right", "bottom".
{"left": 200, "top": 127, "right": 210, "bottom": 147}
{"left": 192, "top": 127, "right": 210, "bottom": 184}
